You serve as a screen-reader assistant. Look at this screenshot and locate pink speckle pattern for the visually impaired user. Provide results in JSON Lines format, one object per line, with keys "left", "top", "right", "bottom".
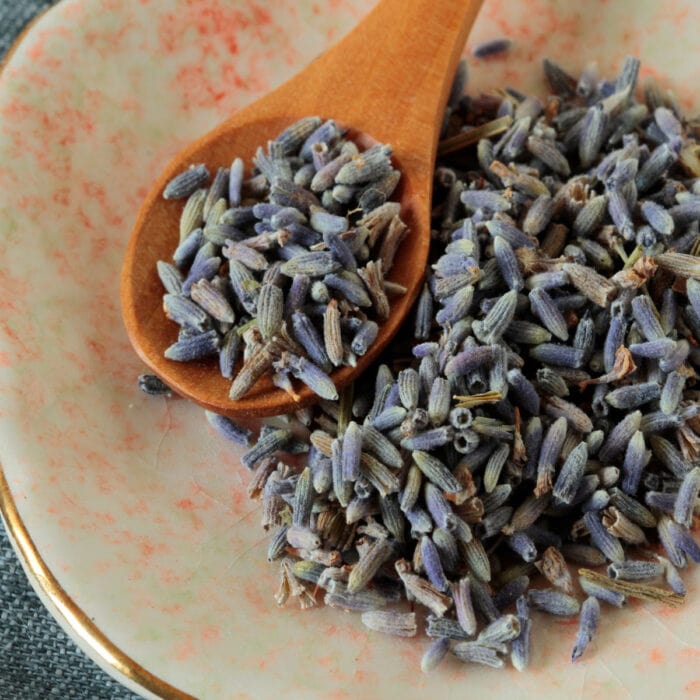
{"left": 0, "top": 0, "right": 699, "bottom": 698}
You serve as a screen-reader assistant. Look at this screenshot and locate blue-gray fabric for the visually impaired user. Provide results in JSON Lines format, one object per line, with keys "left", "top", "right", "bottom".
{"left": 0, "top": 2, "right": 143, "bottom": 698}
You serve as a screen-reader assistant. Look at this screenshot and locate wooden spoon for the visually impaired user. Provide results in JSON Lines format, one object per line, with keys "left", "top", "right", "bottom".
{"left": 121, "top": 0, "right": 483, "bottom": 418}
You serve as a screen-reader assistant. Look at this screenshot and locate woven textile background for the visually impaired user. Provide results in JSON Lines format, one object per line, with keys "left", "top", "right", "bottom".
{"left": 0, "top": 1, "right": 143, "bottom": 698}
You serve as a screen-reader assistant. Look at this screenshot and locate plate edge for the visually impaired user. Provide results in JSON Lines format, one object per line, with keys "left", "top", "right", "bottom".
{"left": 0, "top": 466, "right": 197, "bottom": 700}
{"left": 0, "top": 6, "right": 196, "bottom": 699}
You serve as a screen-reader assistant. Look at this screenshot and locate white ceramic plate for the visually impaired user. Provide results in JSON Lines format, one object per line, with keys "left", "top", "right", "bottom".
{"left": 1, "top": 1, "right": 699, "bottom": 698}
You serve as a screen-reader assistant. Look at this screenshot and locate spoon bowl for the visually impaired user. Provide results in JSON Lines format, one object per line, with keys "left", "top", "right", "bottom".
{"left": 121, "top": 0, "right": 483, "bottom": 417}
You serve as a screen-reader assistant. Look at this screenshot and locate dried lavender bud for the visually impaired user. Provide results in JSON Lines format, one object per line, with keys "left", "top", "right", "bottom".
{"left": 571, "top": 597, "right": 600, "bottom": 662}
{"left": 421, "top": 637, "right": 450, "bottom": 674}
{"left": 361, "top": 610, "right": 417, "bottom": 637}
{"left": 164, "top": 329, "right": 220, "bottom": 362}
{"left": 629, "top": 338, "right": 677, "bottom": 359}
{"left": 529, "top": 288, "right": 569, "bottom": 341}
{"left": 493, "top": 575, "right": 530, "bottom": 610}
{"left": 451, "top": 642, "right": 504, "bottom": 668}
{"left": 573, "top": 194, "right": 608, "bottom": 237}
{"left": 583, "top": 511, "right": 625, "bottom": 564}
{"left": 543, "top": 57, "right": 577, "bottom": 96}
{"left": 641, "top": 200, "right": 674, "bottom": 236}
{"left": 205, "top": 411, "right": 251, "bottom": 447}
{"left": 599, "top": 410, "right": 642, "bottom": 462}
{"left": 529, "top": 344, "right": 584, "bottom": 369}
{"left": 553, "top": 442, "right": 588, "bottom": 504}
{"left": 520, "top": 195, "right": 553, "bottom": 237}
{"left": 445, "top": 346, "right": 496, "bottom": 378}
{"left": 163, "top": 293, "right": 210, "bottom": 331}
{"left": 291, "top": 311, "right": 331, "bottom": 371}
{"left": 401, "top": 427, "right": 453, "bottom": 452}
{"left": 414, "top": 283, "right": 434, "bottom": 340}
{"left": 579, "top": 103, "right": 607, "bottom": 167}
{"left": 493, "top": 236, "right": 524, "bottom": 291}
{"left": 674, "top": 467, "right": 700, "bottom": 528}
{"left": 631, "top": 295, "right": 665, "bottom": 341}
{"left": 650, "top": 435, "right": 691, "bottom": 479}
{"left": 348, "top": 537, "right": 394, "bottom": 593}
{"left": 137, "top": 374, "right": 172, "bottom": 397}
{"left": 507, "top": 531, "right": 538, "bottom": 562}
{"left": 528, "top": 588, "right": 580, "bottom": 617}
{"left": 283, "top": 353, "right": 338, "bottom": 400}
{"left": 420, "top": 535, "right": 449, "bottom": 592}
{"left": 473, "top": 290, "right": 519, "bottom": 344}
{"left": 621, "top": 431, "right": 649, "bottom": 495}
{"left": 398, "top": 368, "right": 420, "bottom": 412}
{"left": 164, "top": 164, "right": 210, "bottom": 199}
{"left": 659, "top": 371, "right": 686, "bottom": 415}
{"left": 460, "top": 188, "right": 511, "bottom": 212}
{"left": 507, "top": 368, "right": 541, "bottom": 415}
{"left": 412, "top": 451, "right": 463, "bottom": 494}
{"left": 605, "top": 382, "right": 660, "bottom": 410}
{"left": 658, "top": 555, "right": 687, "bottom": 596}
{"left": 562, "top": 263, "right": 617, "bottom": 308}
{"left": 510, "top": 596, "right": 531, "bottom": 672}
{"left": 472, "top": 36, "right": 514, "bottom": 59}
{"left": 608, "top": 560, "right": 664, "bottom": 581}
{"left": 535, "top": 417, "right": 567, "bottom": 497}
{"left": 545, "top": 396, "right": 593, "bottom": 433}
{"left": 477, "top": 614, "right": 521, "bottom": 648}
{"left": 636, "top": 143, "right": 677, "bottom": 193}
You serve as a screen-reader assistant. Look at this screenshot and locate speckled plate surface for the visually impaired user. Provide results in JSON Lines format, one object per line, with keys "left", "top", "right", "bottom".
{"left": 1, "top": 1, "right": 699, "bottom": 698}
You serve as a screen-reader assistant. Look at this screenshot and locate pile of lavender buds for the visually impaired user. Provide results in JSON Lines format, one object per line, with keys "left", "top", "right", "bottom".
{"left": 142, "top": 55, "right": 700, "bottom": 672}
{"left": 156, "top": 117, "right": 408, "bottom": 401}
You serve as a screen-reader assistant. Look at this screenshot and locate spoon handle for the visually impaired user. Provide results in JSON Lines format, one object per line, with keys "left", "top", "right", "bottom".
{"left": 307, "top": 0, "right": 483, "bottom": 146}
{"left": 251, "top": 0, "right": 483, "bottom": 158}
